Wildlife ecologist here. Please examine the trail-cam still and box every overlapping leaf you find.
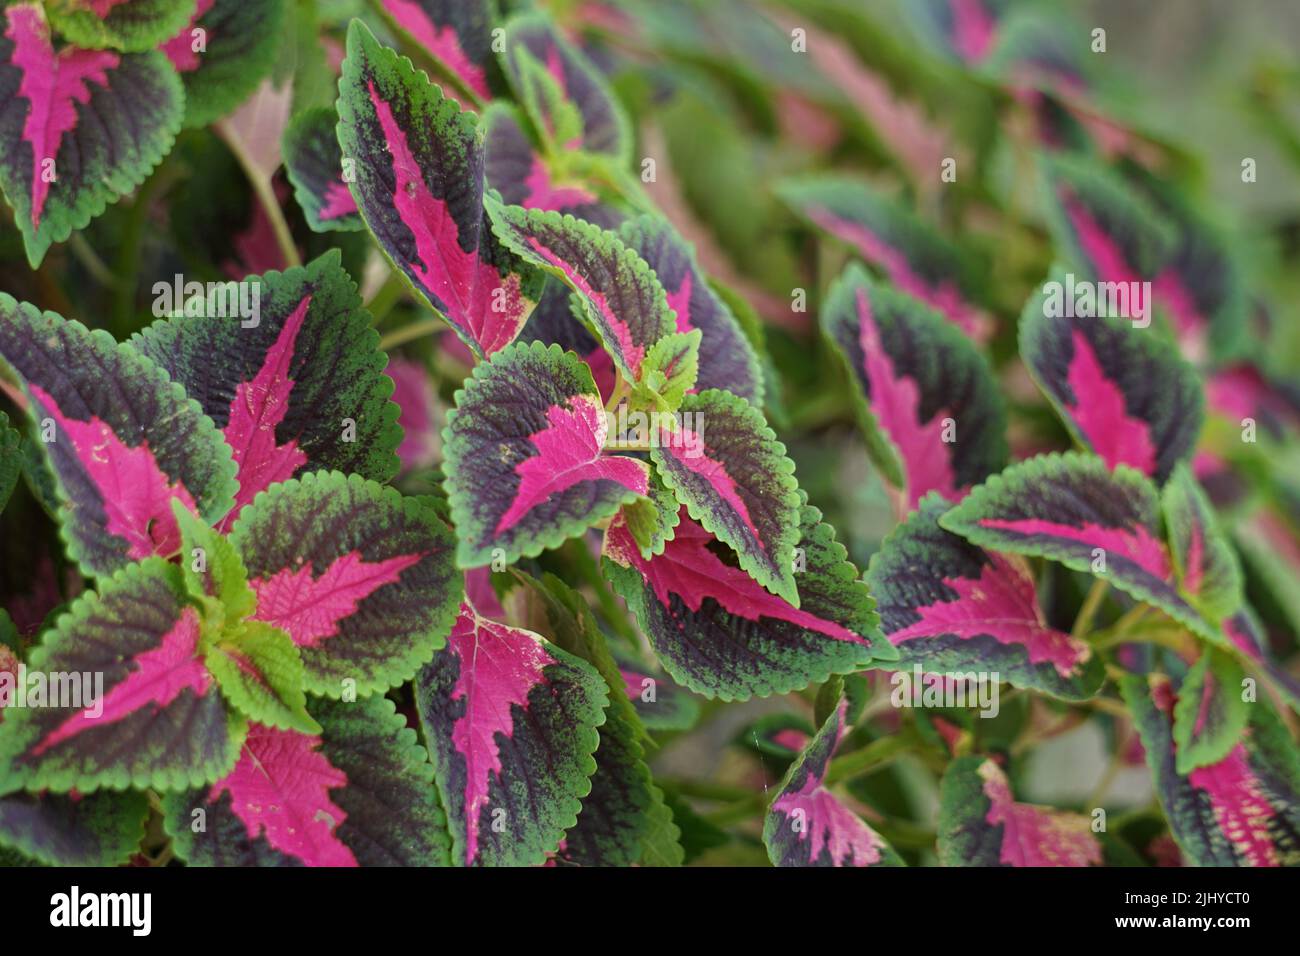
[0,412,20,515]
[1020,268,1203,484]
[0,2,184,266]
[941,453,1239,643]
[443,340,650,567]
[0,295,237,577]
[482,101,623,227]
[1038,152,1175,301]
[1172,647,1249,775]
[619,215,764,403]
[160,0,283,128]
[377,0,493,101]
[778,176,986,337]
[764,700,903,867]
[650,389,801,602]
[282,106,363,232]
[938,755,1102,866]
[526,573,683,866]
[48,0,194,53]
[165,695,451,866]
[230,472,461,697]
[499,12,631,162]
[868,495,1103,700]
[1125,165,1250,363]
[602,494,893,700]
[133,251,402,527]
[0,790,148,865]
[487,200,676,383]
[823,265,1006,511]
[416,603,607,866]
[336,21,540,357]
[1121,674,1300,866]
[0,559,245,794]
[613,647,701,732]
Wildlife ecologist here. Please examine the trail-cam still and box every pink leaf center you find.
[1064,328,1157,476]
[251,550,426,648]
[218,294,312,530]
[28,382,199,560]
[7,4,119,228]
[209,723,358,867]
[447,604,555,865]
[889,553,1090,677]
[495,394,648,535]
[34,606,210,755]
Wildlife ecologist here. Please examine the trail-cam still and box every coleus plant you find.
[0,0,1298,871]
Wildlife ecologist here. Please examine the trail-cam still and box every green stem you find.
[1071,579,1110,641]
[365,271,407,324]
[703,793,767,827]
[561,538,641,647]
[825,734,911,786]
[69,233,120,288]
[217,120,301,269]
[378,317,444,351]
[661,779,755,803]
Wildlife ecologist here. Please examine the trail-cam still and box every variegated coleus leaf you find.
[1172,647,1249,775]
[46,0,194,53]
[525,572,683,867]
[1020,268,1203,484]
[618,214,765,404]
[823,264,1006,512]
[939,755,1102,865]
[336,20,541,357]
[0,296,237,577]
[1222,605,1300,712]
[1038,152,1175,309]
[602,493,894,701]
[650,389,802,603]
[1123,164,1250,364]
[164,694,451,866]
[160,0,283,128]
[518,278,617,399]
[443,340,650,567]
[613,647,701,732]
[903,0,1009,66]
[499,11,631,163]
[483,101,624,229]
[764,700,903,867]
[376,0,494,102]
[942,453,1242,645]
[416,602,608,867]
[1121,673,1300,867]
[867,494,1103,700]
[0,2,184,266]
[777,176,986,338]
[132,251,402,529]
[0,790,148,866]
[282,106,363,232]
[0,412,20,515]
[229,471,461,698]
[487,200,676,384]
[0,559,245,795]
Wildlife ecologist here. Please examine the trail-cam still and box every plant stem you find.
[561,538,641,647]
[217,120,301,269]
[825,734,910,786]
[1072,579,1110,640]
[661,779,755,803]
[365,270,407,324]
[379,317,444,351]
[69,233,120,288]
